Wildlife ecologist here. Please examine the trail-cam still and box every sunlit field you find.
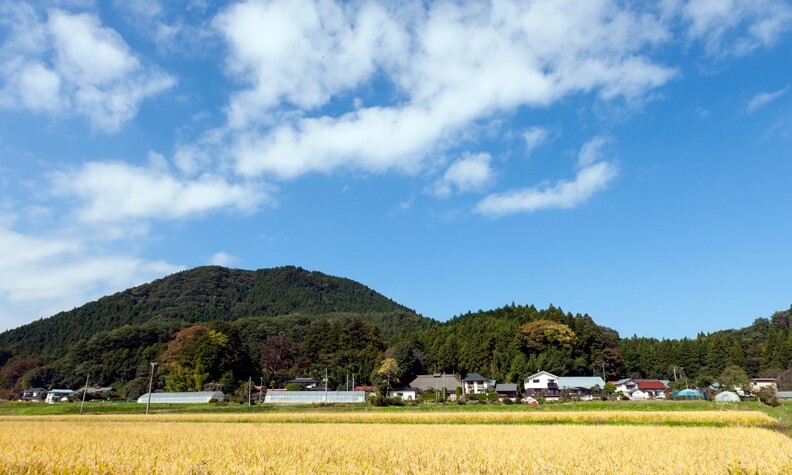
[1,412,791,474]
[0,410,777,426]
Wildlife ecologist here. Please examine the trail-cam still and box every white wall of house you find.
[465,381,491,394]
[388,389,416,400]
[523,371,559,391]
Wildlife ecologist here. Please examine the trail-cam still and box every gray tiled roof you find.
[410,374,461,391]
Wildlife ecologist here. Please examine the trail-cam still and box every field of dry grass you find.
[1,419,791,474]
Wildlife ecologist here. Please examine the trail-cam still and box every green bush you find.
[502,398,514,405]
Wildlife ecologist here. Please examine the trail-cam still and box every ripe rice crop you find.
[0,410,776,426]
[0,420,790,474]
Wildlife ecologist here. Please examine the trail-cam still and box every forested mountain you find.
[0,265,790,401]
[0,266,419,357]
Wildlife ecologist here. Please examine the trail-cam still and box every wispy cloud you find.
[680,0,792,56]
[208,251,238,267]
[475,137,617,217]
[747,87,788,113]
[432,153,494,197]
[0,226,181,332]
[522,127,550,156]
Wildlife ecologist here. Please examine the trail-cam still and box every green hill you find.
[0,265,426,358]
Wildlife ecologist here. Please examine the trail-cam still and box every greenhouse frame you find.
[264,390,365,404]
[136,391,224,404]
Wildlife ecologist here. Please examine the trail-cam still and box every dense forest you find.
[0,266,790,400]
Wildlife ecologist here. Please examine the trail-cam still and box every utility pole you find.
[324,368,329,404]
[146,362,157,415]
[259,377,264,404]
[80,373,89,415]
[248,376,252,407]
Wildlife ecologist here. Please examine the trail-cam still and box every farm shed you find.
[264,391,365,404]
[137,391,224,404]
[777,391,792,401]
[714,391,740,403]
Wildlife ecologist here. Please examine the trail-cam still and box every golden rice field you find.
[1,413,790,474]
[0,409,777,426]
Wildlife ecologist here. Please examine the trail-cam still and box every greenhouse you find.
[136,391,224,404]
[264,390,365,404]
[673,388,706,400]
[714,391,741,403]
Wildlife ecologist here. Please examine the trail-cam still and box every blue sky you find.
[0,0,790,338]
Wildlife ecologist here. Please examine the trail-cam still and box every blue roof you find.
[557,376,605,389]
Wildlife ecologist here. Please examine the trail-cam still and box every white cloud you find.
[475,137,617,216]
[577,136,609,168]
[432,153,494,197]
[50,161,268,225]
[0,226,181,332]
[522,127,550,155]
[680,0,792,56]
[208,251,238,267]
[746,87,788,113]
[0,5,175,132]
[215,0,408,128]
[217,0,677,180]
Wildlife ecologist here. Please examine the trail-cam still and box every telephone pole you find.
[146,362,157,415]
[80,373,89,415]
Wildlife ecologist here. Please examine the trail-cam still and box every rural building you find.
[20,388,47,402]
[462,373,491,394]
[613,379,668,400]
[524,371,560,398]
[750,378,777,393]
[45,389,74,403]
[264,391,365,404]
[777,391,792,401]
[410,374,462,396]
[495,383,518,401]
[557,376,606,399]
[136,391,224,404]
[524,372,605,400]
[388,388,418,400]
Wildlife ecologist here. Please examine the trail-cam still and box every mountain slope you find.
[0,265,424,357]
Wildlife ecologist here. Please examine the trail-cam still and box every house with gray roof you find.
[410,374,461,400]
[495,383,519,400]
[462,373,491,395]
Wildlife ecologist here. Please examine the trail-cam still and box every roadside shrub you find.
[370,396,405,407]
[502,398,514,405]
[756,387,779,407]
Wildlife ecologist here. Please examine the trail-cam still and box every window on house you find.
[533,379,540,383]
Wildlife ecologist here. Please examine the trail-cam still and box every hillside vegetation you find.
[0,266,790,400]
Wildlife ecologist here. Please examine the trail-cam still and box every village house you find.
[613,379,668,400]
[495,383,519,401]
[750,377,777,393]
[524,372,605,400]
[20,388,47,402]
[524,371,560,398]
[410,374,462,400]
[388,387,418,400]
[462,373,492,395]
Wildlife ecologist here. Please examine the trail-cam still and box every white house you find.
[463,373,491,395]
[750,378,777,393]
[524,371,560,399]
[388,388,418,400]
[613,379,668,400]
[45,389,74,404]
